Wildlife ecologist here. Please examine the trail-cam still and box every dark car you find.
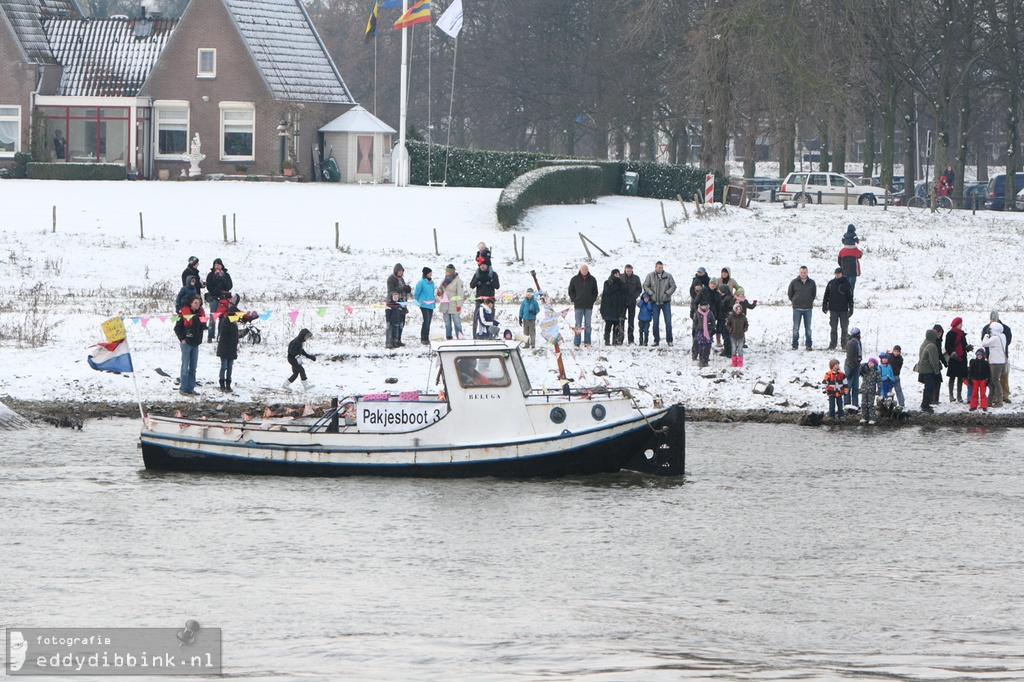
[962,181,987,209]
[984,174,1024,210]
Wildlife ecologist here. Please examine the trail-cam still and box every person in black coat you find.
[568,265,599,347]
[622,264,643,344]
[206,258,234,342]
[822,268,854,350]
[216,294,240,393]
[599,269,627,345]
[469,263,500,338]
[688,266,711,299]
[181,256,203,294]
[284,328,317,391]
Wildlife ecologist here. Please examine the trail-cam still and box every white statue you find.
[182,133,206,177]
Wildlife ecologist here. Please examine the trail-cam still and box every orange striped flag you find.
[394,0,430,29]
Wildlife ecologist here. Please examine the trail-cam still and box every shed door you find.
[357,135,374,175]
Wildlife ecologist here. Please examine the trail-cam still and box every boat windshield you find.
[454,356,511,388]
[508,351,531,394]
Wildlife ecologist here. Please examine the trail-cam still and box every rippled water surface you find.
[2,420,1022,681]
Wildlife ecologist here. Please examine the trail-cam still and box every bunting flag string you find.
[120,292,531,329]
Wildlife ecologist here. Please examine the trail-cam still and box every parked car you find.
[1013,185,1024,211]
[745,176,783,202]
[962,181,987,209]
[984,173,1024,210]
[871,175,904,195]
[777,172,889,206]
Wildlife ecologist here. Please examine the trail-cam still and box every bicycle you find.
[238,318,262,345]
[908,191,953,214]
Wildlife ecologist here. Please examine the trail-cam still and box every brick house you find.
[2,0,358,178]
[140,0,355,178]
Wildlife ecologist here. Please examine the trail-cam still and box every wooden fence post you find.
[513,233,520,261]
[222,215,227,242]
[434,228,440,256]
[626,218,638,243]
[579,232,592,260]
[52,206,56,233]
[139,212,144,239]
[520,236,525,262]
[660,201,668,230]
[232,213,237,242]
[335,222,340,250]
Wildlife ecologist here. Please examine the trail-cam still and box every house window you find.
[220,103,254,160]
[0,106,20,156]
[197,49,216,78]
[154,103,189,158]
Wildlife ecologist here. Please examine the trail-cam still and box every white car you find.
[777,172,889,206]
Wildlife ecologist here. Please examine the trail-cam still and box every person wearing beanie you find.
[945,317,971,403]
[859,357,881,424]
[437,264,466,340]
[726,302,748,368]
[844,327,863,411]
[967,348,991,411]
[879,352,895,401]
[181,255,204,292]
[838,236,863,293]
[518,288,540,347]
[842,223,860,245]
[822,268,854,350]
[414,267,436,345]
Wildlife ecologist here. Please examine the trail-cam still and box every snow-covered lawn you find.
[1,179,1021,415]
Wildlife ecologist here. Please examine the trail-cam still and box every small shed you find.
[319,105,397,183]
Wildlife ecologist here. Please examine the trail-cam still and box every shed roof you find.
[43,16,177,96]
[320,105,397,134]
[1,0,81,63]
[223,0,354,104]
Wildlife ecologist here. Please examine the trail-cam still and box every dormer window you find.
[197,49,216,78]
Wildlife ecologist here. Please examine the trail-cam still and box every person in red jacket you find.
[823,358,848,419]
[838,240,863,293]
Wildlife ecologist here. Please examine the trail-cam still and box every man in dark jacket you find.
[568,264,599,347]
[599,269,627,345]
[787,265,817,350]
[181,256,203,295]
[206,258,234,342]
[469,262,500,338]
[622,264,643,344]
[822,268,854,350]
[386,263,413,346]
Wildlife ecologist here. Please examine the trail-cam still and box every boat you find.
[140,340,685,478]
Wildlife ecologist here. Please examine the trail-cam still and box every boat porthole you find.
[591,404,606,421]
[550,407,567,424]
[644,448,655,460]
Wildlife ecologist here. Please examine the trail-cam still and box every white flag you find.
[436,0,463,37]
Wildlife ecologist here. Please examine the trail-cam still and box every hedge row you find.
[26,162,127,181]
[496,165,601,229]
[407,141,726,202]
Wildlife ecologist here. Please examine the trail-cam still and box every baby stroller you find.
[238,312,262,345]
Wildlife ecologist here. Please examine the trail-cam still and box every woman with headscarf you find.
[944,317,971,403]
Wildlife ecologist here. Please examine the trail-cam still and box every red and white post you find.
[704,173,714,205]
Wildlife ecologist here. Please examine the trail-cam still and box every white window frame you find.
[219,102,255,162]
[153,101,190,160]
[0,105,21,157]
[197,48,216,78]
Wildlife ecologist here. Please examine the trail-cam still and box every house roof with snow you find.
[223,0,354,104]
[43,16,177,96]
[319,105,396,134]
[0,0,81,62]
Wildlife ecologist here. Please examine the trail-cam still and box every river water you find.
[2,420,1022,681]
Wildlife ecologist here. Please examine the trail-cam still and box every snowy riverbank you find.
[1,179,1021,423]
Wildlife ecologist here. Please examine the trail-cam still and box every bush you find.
[496,165,601,229]
[537,158,623,196]
[407,141,558,188]
[13,152,32,178]
[26,163,127,181]
[624,160,727,203]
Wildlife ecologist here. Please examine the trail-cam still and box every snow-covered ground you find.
[1,179,1021,416]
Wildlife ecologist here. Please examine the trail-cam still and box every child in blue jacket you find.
[518,288,540,348]
[637,292,654,346]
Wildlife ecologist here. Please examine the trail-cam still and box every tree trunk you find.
[954,87,971,205]
[1005,0,1020,210]
[862,108,875,180]
[777,118,795,177]
[831,116,847,175]
[817,121,829,172]
[903,96,916,197]
[880,68,897,191]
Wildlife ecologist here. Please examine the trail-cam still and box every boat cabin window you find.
[508,351,532,394]
[455,356,511,388]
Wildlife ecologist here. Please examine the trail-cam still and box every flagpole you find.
[397,0,410,186]
[443,36,457,186]
[121,323,147,423]
[373,29,378,116]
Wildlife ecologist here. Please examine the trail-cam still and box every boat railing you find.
[524,387,628,403]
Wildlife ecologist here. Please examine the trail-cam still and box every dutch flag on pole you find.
[88,339,134,374]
